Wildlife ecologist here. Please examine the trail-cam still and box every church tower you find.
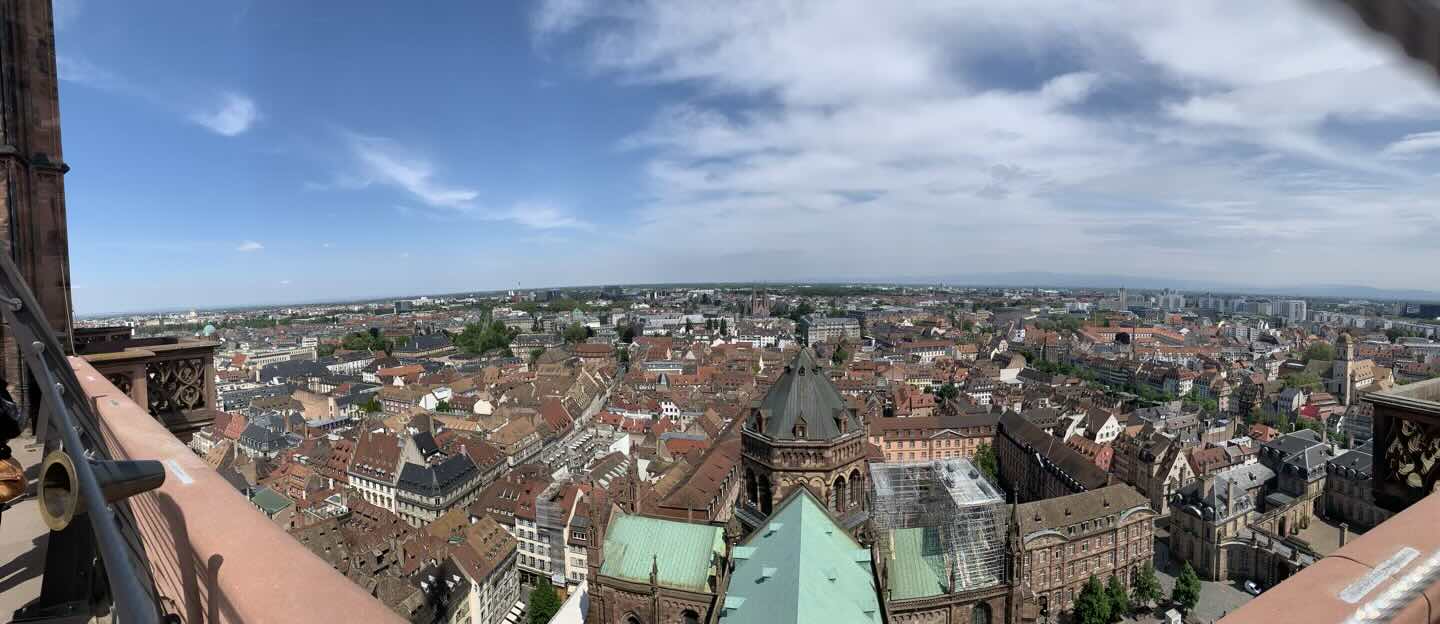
[749,289,769,317]
[739,349,869,531]
[1334,333,1356,406]
[0,1,76,415]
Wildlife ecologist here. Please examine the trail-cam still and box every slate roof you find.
[749,349,861,441]
[998,411,1110,491]
[1262,429,1328,473]
[239,423,286,448]
[396,454,479,498]
[720,488,881,624]
[1021,407,1062,430]
[1328,440,1375,478]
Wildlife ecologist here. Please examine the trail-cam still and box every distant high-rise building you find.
[1282,299,1308,323]
[1160,289,1185,312]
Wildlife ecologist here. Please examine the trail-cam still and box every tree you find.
[1172,562,1202,614]
[317,344,337,358]
[619,325,637,344]
[563,322,589,345]
[342,330,390,353]
[962,319,975,331]
[1284,371,1322,389]
[618,348,630,364]
[786,301,815,323]
[530,347,545,364]
[361,397,382,414]
[832,345,849,365]
[719,318,729,336]
[1252,406,1281,428]
[434,399,451,413]
[528,581,561,624]
[1132,562,1162,611]
[936,382,959,401]
[1304,341,1336,362]
[1106,574,1130,621]
[684,318,693,333]
[972,443,997,481]
[454,321,515,356]
[1074,575,1112,624]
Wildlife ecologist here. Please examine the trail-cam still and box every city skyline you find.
[56,0,1440,314]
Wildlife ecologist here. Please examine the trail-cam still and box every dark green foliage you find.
[1074,575,1111,624]
[972,443,997,481]
[1132,562,1162,610]
[1106,574,1130,621]
[528,581,561,624]
[454,320,517,356]
[1172,563,1201,614]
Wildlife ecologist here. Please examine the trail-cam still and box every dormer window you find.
[794,423,807,438]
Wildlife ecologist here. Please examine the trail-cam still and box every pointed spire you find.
[650,554,659,588]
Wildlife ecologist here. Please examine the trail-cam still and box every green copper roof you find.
[599,515,725,593]
[887,527,948,600]
[720,489,881,624]
[250,487,292,515]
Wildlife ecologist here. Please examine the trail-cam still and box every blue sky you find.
[55,1,1440,314]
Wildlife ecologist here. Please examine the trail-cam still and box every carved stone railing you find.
[74,325,136,348]
[1364,378,1440,514]
[80,335,220,439]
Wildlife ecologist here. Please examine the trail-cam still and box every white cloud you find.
[325,133,591,230]
[236,240,263,252]
[343,133,478,208]
[190,92,259,137]
[279,279,292,286]
[533,0,1440,288]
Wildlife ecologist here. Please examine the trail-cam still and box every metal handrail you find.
[0,250,161,623]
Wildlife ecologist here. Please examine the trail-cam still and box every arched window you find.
[971,602,992,624]
[832,475,848,512]
[625,614,642,624]
[681,610,701,624]
[849,468,864,508]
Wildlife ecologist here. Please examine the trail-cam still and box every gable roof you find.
[1016,484,1150,538]
[998,412,1110,491]
[598,514,724,593]
[721,487,881,624]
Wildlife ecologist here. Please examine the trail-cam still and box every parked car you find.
[1244,580,1262,595]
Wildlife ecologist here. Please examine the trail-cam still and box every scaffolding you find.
[869,458,1010,593]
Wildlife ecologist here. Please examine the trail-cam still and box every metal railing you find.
[0,249,163,624]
